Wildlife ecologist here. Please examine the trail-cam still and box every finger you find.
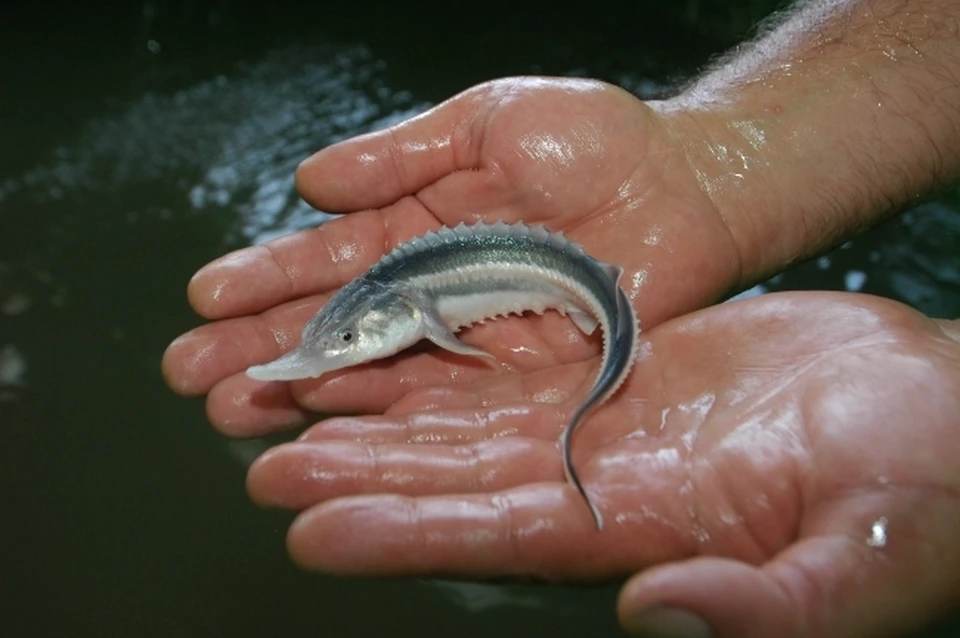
[205,374,311,437]
[201,357,485,438]
[284,486,617,580]
[381,335,659,447]
[299,390,571,446]
[185,204,436,320]
[198,341,565,438]
[295,88,484,212]
[619,557,778,638]
[291,311,597,408]
[246,433,561,510]
[167,282,510,400]
[288,352,609,450]
[201,339,571,438]
[162,295,323,396]
[296,84,550,227]
[383,352,590,416]
[286,330,646,447]
[197,317,598,437]
[618,498,960,637]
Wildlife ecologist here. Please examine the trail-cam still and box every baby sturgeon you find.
[246,220,639,530]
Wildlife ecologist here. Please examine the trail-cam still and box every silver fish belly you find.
[246,220,639,530]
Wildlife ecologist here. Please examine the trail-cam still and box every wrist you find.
[649,92,882,283]
[648,0,960,284]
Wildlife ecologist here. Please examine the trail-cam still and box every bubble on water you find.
[426,580,545,613]
[845,270,867,291]
[1,293,31,316]
[886,201,960,316]
[616,74,666,99]
[726,283,767,302]
[0,345,27,386]
[7,44,431,248]
[223,439,269,469]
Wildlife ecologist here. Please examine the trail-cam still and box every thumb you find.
[617,533,954,638]
[294,84,489,213]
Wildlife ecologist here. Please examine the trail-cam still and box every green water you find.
[2,2,958,637]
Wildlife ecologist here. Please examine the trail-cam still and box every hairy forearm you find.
[654,0,960,283]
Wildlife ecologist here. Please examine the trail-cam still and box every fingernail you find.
[625,605,713,638]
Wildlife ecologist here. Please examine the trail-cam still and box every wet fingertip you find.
[160,335,195,396]
[187,249,268,319]
[286,503,354,572]
[245,441,337,509]
[289,496,419,576]
[245,445,290,507]
[294,148,348,211]
[185,261,227,318]
[206,379,309,437]
[161,332,217,396]
[294,153,318,195]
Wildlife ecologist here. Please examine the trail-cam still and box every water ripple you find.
[2,44,430,245]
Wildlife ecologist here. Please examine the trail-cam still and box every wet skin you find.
[163,76,960,637]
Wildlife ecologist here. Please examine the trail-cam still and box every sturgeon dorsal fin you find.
[488,220,587,258]
[420,229,442,248]
[376,220,590,270]
[491,219,510,235]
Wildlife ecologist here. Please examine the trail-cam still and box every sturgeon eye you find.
[340,330,353,343]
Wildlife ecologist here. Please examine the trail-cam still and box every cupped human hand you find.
[161,76,743,436]
[245,291,960,638]
[161,76,960,636]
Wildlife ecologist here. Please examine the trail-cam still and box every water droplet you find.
[626,268,649,297]
[866,516,888,548]
[658,407,670,433]
[641,224,663,247]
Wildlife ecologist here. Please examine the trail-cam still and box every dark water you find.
[2,2,958,637]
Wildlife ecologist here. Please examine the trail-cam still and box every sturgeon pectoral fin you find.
[395,285,497,361]
[422,307,496,360]
[568,307,599,335]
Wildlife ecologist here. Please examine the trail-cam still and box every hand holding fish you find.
[164,77,743,437]
[163,0,960,634]
[167,275,960,637]
[256,292,960,638]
